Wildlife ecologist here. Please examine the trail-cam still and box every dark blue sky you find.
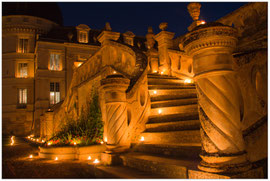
[58,2,247,37]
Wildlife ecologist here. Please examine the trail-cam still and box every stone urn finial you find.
[105,22,112,31]
[187,2,201,21]
[148,26,153,33]
[159,22,168,31]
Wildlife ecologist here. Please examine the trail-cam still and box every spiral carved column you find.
[100,75,130,153]
[183,23,251,173]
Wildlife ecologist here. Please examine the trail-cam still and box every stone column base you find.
[188,167,264,179]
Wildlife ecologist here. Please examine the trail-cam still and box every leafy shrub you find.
[46,90,103,147]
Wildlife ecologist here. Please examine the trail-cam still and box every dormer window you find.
[79,31,88,43]
[76,24,90,44]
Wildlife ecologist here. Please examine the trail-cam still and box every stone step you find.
[148,84,196,90]
[150,104,198,117]
[151,98,198,109]
[147,74,182,79]
[149,89,197,101]
[148,77,185,85]
[141,130,201,145]
[120,152,200,178]
[94,165,162,178]
[145,120,200,132]
[133,143,201,159]
[148,112,199,124]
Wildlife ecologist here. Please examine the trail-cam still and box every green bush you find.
[46,90,103,147]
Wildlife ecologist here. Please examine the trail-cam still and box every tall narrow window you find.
[49,53,61,70]
[50,82,60,105]
[18,39,28,53]
[18,88,27,108]
[18,63,28,78]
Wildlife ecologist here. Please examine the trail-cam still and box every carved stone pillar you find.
[183,23,251,173]
[100,75,130,153]
[154,23,175,75]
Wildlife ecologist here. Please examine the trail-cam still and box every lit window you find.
[18,39,28,53]
[18,88,27,108]
[49,53,61,71]
[18,63,28,78]
[79,31,88,43]
[50,82,60,105]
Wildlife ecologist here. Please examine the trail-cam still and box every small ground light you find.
[88,156,91,160]
[158,109,162,114]
[184,79,192,83]
[42,140,45,143]
[161,71,164,75]
[113,71,116,74]
[29,155,33,158]
[140,136,144,142]
[200,20,206,25]
[28,136,30,139]
[104,137,107,142]
[47,142,51,146]
[93,159,100,164]
[74,142,77,146]
[153,70,157,73]
[153,90,157,94]
[55,157,58,161]
[100,141,104,144]
[10,136,15,145]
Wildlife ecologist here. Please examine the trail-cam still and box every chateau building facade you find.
[2,2,267,178]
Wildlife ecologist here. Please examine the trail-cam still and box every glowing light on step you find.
[161,71,164,75]
[140,136,144,142]
[74,142,77,146]
[55,157,58,161]
[158,109,162,114]
[88,156,92,160]
[42,140,45,143]
[10,136,15,145]
[93,159,100,164]
[153,90,157,94]
[153,70,157,73]
[113,71,116,74]
[100,141,104,144]
[104,137,107,142]
[200,20,206,25]
[29,154,33,158]
[37,139,39,142]
[47,142,51,146]
[184,79,192,83]
[28,136,30,139]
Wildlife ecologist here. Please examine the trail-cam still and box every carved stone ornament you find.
[159,22,168,31]
[105,22,112,31]
[187,2,201,21]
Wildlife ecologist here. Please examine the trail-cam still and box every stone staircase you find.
[97,74,202,178]
[120,74,202,178]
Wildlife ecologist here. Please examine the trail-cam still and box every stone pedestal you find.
[100,75,130,154]
[154,31,175,75]
[183,24,251,173]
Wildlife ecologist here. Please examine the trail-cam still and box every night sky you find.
[58,2,248,37]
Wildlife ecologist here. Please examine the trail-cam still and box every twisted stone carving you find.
[184,24,251,173]
[100,75,130,152]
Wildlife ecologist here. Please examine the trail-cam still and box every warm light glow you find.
[161,71,164,75]
[47,142,51,146]
[55,157,58,161]
[104,137,107,142]
[153,90,157,94]
[113,71,116,74]
[184,79,192,83]
[28,136,30,139]
[140,136,144,142]
[10,136,15,145]
[37,139,39,142]
[74,142,77,146]
[88,156,92,160]
[29,154,33,158]
[30,134,34,137]
[74,62,83,68]
[200,20,206,25]
[42,140,45,143]
[153,70,157,73]
[100,141,104,144]
[158,109,162,114]
[93,159,100,164]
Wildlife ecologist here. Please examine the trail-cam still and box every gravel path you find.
[2,137,96,178]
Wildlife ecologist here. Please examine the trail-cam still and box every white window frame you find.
[18,88,27,108]
[49,52,61,71]
[17,63,28,78]
[50,82,60,105]
[18,38,29,53]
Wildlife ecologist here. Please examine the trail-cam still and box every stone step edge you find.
[145,119,200,129]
